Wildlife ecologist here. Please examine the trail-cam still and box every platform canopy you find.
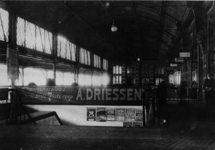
[4,1,194,62]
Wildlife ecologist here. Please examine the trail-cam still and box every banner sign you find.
[17,86,144,105]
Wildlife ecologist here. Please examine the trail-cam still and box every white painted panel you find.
[26,105,142,127]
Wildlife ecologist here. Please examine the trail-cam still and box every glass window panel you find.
[40,28,45,52]
[17,17,25,46]
[103,59,108,70]
[119,66,122,74]
[84,50,87,65]
[26,22,36,49]
[79,73,85,86]
[71,43,76,61]
[44,31,52,54]
[87,51,91,65]
[119,76,122,84]
[63,73,73,85]
[65,41,69,59]
[36,26,43,52]
[113,66,116,74]
[98,56,101,68]
[60,37,66,58]
[113,76,116,84]
[0,8,9,41]
[0,64,11,86]
[56,72,63,85]
[116,66,119,74]
[24,68,46,86]
[116,76,119,84]
[80,48,84,64]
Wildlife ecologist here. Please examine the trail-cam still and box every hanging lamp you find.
[111,19,118,32]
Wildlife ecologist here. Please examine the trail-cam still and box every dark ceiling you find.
[5,1,191,62]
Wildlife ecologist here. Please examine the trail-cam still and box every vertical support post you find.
[53,63,56,85]
[100,57,103,86]
[52,32,58,85]
[152,93,156,126]
[8,11,17,48]
[91,53,94,86]
[138,59,142,86]
[21,66,24,86]
[143,90,147,127]
[75,46,80,84]
[7,10,18,124]
[197,44,202,101]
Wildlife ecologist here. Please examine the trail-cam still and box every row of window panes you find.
[94,54,101,68]
[80,48,91,65]
[113,65,122,74]
[1,8,108,69]
[17,17,52,54]
[113,75,122,84]
[155,67,164,74]
[57,36,76,61]
[103,59,108,70]
[0,64,109,86]
[0,8,9,41]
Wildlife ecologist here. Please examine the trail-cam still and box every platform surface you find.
[1,103,215,150]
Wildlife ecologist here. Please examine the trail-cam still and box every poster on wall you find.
[87,107,96,121]
[135,109,143,121]
[125,108,136,122]
[123,122,133,127]
[96,107,106,122]
[106,108,116,121]
[116,108,125,121]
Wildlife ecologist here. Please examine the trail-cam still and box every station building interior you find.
[1,1,215,150]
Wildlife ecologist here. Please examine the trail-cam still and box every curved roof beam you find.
[136,4,180,24]
[61,1,114,50]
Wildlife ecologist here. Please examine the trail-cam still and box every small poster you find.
[125,108,136,122]
[135,109,143,121]
[116,108,125,121]
[106,108,115,121]
[87,108,96,121]
[97,107,106,122]
[133,122,143,127]
[123,122,133,127]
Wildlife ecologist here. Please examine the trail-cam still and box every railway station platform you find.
[1,103,215,150]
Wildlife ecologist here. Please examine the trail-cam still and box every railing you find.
[1,88,63,125]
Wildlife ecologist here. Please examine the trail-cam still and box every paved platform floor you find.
[1,103,215,150]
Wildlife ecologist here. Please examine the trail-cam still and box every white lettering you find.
[113,89,119,100]
[94,89,101,100]
[120,89,126,100]
[106,89,112,100]
[127,89,133,101]
[135,89,141,101]
[76,88,82,100]
[86,88,93,100]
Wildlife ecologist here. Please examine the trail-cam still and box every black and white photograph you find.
[0,0,215,149]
